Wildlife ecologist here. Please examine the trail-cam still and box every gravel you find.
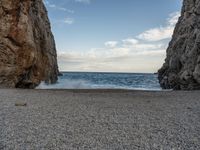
[0,89,200,149]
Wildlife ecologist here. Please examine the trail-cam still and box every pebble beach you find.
[0,89,200,149]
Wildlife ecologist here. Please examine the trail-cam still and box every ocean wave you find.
[36,72,162,90]
[36,79,162,91]
[36,79,93,89]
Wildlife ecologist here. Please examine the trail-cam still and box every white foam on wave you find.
[36,79,162,91]
[36,74,163,91]
[36,79,128,90]
[36,79,93,89]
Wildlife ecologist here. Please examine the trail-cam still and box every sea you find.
[37,72,162,91]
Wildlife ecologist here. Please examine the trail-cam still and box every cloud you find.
[51,17,75,26]
[122,38,139,46]
[58,50,165,73]
[75,0,91,4]
[137,27,174,42]
[168,12,180,26]
[105,41,118,48]
[137,11,180,42]
[44,0,74,13]
[60,8,75,14]
[57,11,179,72]
[58,40,166,72]
[63,17,75,24]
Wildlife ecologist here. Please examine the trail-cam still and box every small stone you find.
[15,102,27,107]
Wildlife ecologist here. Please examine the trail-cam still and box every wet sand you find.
[0,89,200,149]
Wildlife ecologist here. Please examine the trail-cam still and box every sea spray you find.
[37,79,92,89]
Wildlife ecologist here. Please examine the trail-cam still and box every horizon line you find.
[59,71,158,74]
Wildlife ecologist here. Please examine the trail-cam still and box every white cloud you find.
[58,49,165,73]
[58,40,166,72]
[48,4,56,8]
[57,11,179,72]
[63,17,74,24]
[137,26,174,42]
[122,38,139,45]
[168,12,180,26]
[51,17,75,26]
[60,8,75,14]
[44,0,74,13]
[75,0,91,4]
[137,11,180,42]
[105,41,118,48]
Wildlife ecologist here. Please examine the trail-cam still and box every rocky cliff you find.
[0,0,58,88]
[158,0,200,90]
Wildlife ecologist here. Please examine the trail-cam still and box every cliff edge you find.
[0,0,58,88]
[158,0,200,90]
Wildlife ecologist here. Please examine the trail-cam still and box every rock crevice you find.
[0,0,58,88]
[158,0,200,90]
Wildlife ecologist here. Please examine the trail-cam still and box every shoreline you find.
[35,88,172,93]
[1,88,173,94]
[0,89,200,149]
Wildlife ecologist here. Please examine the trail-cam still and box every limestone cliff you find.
[0,0,58,88]
[158,0,200,90]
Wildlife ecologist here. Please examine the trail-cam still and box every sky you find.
[44,0,182,73]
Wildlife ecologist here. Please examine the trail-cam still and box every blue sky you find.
[44,0,182,73]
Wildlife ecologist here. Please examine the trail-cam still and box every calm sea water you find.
[37,72,161,90]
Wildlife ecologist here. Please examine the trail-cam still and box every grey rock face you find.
[158,0,200,90]
[0,0,58,88]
